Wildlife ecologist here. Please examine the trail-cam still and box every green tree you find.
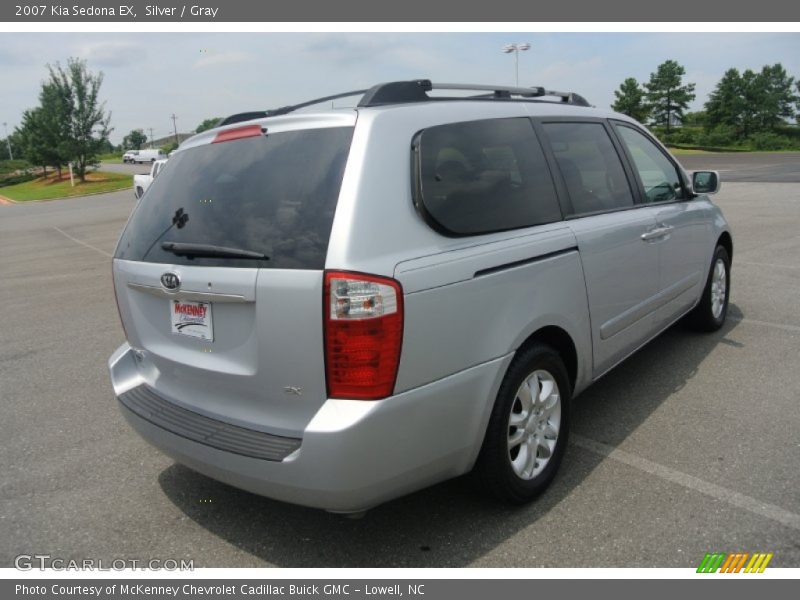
[16,109,50,174]
[1,130,23,161]
[37,81,73,177]
[98,138,115,155]
[705,68,745,133]
[706,64,796,139]
[123,129,147,150]
[682,111,707,127]
[755,63,795,130]
[611,78,650,122]
[195,117,221,133]
[47,58,112,182]
[739,69,764,138]
[13,80,72,177]
[644,60,696,134]
[796,81,800,124]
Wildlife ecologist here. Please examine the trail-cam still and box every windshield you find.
[115,126,354,269]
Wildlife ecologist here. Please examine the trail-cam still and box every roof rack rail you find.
[358,80,592,108]
[216,80,591,127]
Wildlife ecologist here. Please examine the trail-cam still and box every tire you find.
[135,187,143,199]
[475,343,571,503]
[689,245,730,332]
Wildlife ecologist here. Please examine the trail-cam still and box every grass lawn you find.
[0,171,132,202]
[669,148,713,155]
[98,153,124,164]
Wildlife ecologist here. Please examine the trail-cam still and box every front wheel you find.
[475,344,570,503]
[689,245,730,332]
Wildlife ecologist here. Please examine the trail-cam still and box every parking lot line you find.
[571,434,800,531]
[52,226,113,258]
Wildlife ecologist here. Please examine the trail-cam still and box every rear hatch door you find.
[113,114,356,436]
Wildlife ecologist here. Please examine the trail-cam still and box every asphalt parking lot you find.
[1,153,798,568]
[98,161,153,176]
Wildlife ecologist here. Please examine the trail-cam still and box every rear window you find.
[115,126,354,269]
[415,118,561,236]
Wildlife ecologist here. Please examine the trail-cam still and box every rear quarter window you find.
[542,122,634,217]
[115,126,354,269]
[414,117,561,236]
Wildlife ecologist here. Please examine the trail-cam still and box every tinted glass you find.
[616,125,685,203]
[417,118,561,235]
[115,127,353,269]
[542,122,634,216]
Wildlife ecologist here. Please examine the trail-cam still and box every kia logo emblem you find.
[160,272,181,291]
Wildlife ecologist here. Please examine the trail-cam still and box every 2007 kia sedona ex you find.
[109,80,731,514]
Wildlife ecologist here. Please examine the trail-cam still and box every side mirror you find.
[691,171,720,195]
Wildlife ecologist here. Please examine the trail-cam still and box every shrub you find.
[161,142,179,155]
[775,125,800,141]
[668,127,702,145]
[748,132,799,151]
[0,172,36,187]
[698,126,738,148]
[0,159,30,175]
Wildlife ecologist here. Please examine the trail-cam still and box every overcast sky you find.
[1,32,798,144]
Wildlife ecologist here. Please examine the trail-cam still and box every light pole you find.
[502,42,531,87]
[2,122,12,161]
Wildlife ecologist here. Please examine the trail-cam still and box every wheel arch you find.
[516,325,578,393]
[717,230,733,262]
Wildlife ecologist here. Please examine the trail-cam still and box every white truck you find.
[133,159,167,199]
[124,149,166,164]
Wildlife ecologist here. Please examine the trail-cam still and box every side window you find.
[416,118,561,235]
[615,125,685,203]
[542,122,634,217]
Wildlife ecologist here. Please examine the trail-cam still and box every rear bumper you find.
[109,343,511,512]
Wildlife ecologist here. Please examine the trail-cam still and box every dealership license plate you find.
[170,299,213,341]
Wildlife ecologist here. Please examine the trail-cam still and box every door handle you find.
[641,226,673,241]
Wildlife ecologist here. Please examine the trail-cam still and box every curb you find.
[0,185,132,204]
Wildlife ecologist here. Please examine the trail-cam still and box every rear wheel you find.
[475,343,570,503]
[689,245,730,332]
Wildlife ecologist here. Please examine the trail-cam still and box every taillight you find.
[324,271,404,400]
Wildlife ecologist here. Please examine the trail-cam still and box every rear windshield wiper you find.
[161,242,269,260]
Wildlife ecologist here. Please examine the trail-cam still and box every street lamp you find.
[502,42,531,87]
[2,122,12,161]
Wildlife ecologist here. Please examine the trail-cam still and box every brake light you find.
[212,124,263,144]
[324,271,404,400]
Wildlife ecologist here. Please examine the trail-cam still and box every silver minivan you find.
[109,80,731,514]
